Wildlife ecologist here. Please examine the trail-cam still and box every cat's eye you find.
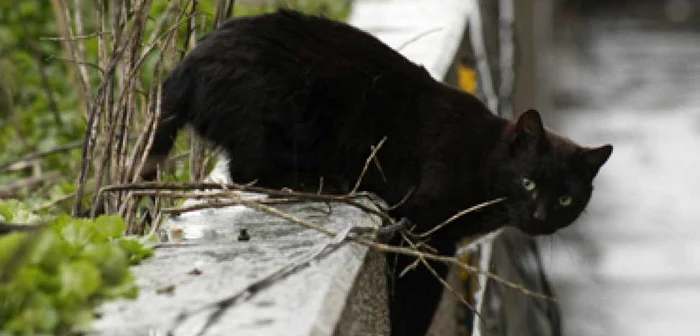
[559,195,572,207]
[521,178,536,191]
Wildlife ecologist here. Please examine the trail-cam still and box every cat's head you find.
[489,109,612,235]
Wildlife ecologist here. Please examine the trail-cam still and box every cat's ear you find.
[511,109,546,153]
[582,144,613,176]
[515,109,545,140]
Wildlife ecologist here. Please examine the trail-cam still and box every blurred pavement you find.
[540,17,700,336]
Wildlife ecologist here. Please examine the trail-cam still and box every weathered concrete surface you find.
[542,19,700,336]
[91,200,388,336]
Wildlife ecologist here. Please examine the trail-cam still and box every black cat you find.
[142,10,612,336]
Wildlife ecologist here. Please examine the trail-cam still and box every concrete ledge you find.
[91,200,388,336]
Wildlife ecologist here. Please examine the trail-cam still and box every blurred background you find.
[541,0,700,335]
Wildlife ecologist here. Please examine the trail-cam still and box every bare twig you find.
[0,141,82,172]
[0,173,61,199]
[34,192,77,212]
[388,187,414,211]
[100,182,395,224]
[351,136,387,194]
[40,31,111,41]
[421,257,482,320]
[414,197,506,238]
[161,198,301,215]
[397,27,443,51]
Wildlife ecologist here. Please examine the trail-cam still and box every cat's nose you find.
[533,204,548,221]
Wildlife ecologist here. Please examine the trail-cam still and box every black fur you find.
[144,10,612,336]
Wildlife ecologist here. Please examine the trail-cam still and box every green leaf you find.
[59,260,102,300]
[93,215,127,239]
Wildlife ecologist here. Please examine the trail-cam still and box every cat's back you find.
[184,10,431,80]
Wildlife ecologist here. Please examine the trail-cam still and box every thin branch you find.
[420,257,483,322]
[34,192,77,212]
[45,56,105,75]
[388,187,414,211]
[397,27,443,51]
[351,136,387,194]
[39,31,111,41]
[0,141,82,172]
[100,182,395,224]
[414,197,506,238]
[161,198,301,215]
[0,173,61,199]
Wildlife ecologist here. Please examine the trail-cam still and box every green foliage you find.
[0,0,349,334]
[0,1,84,188]
[0,202,155,336]
[0,0,350,204]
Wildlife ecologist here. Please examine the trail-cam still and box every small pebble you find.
[187,268,202,275]
[238,229,251,241]
[156,284,176,295]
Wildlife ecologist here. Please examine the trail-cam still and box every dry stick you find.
[129,85,162,182]
[128,190,256,199]
[180,0,198,60]
[394,229,486,322]
[161,198,305,215]
[397,27,443,51]
[45,56,105,75]
[146,0,183,42]
[414,197,506,238]
[188,1,206,182]
[40,31,111,41]
[122,7,190,228]
[53,0,91,115]
[116,0,151,184]
[90,8,189,216]
[101,182,395,224]
[35,53,63,126]
[421,256,482,319]
[350,136,387,194]
[160,198,302,215]
[72,27,139,216]
[34,192,77,212]
[128,25,175,184]
[388,186,414,211]
[200,148,223,178]
[0,174,60,199]
[72,0,90,99]
[396,229,437,277]
[0,141,82,172]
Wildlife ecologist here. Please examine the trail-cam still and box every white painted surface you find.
[349,0,474,80]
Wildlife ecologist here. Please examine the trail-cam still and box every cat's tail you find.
[141,67,192,181]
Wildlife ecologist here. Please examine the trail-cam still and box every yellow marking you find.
[457,64,479,94]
